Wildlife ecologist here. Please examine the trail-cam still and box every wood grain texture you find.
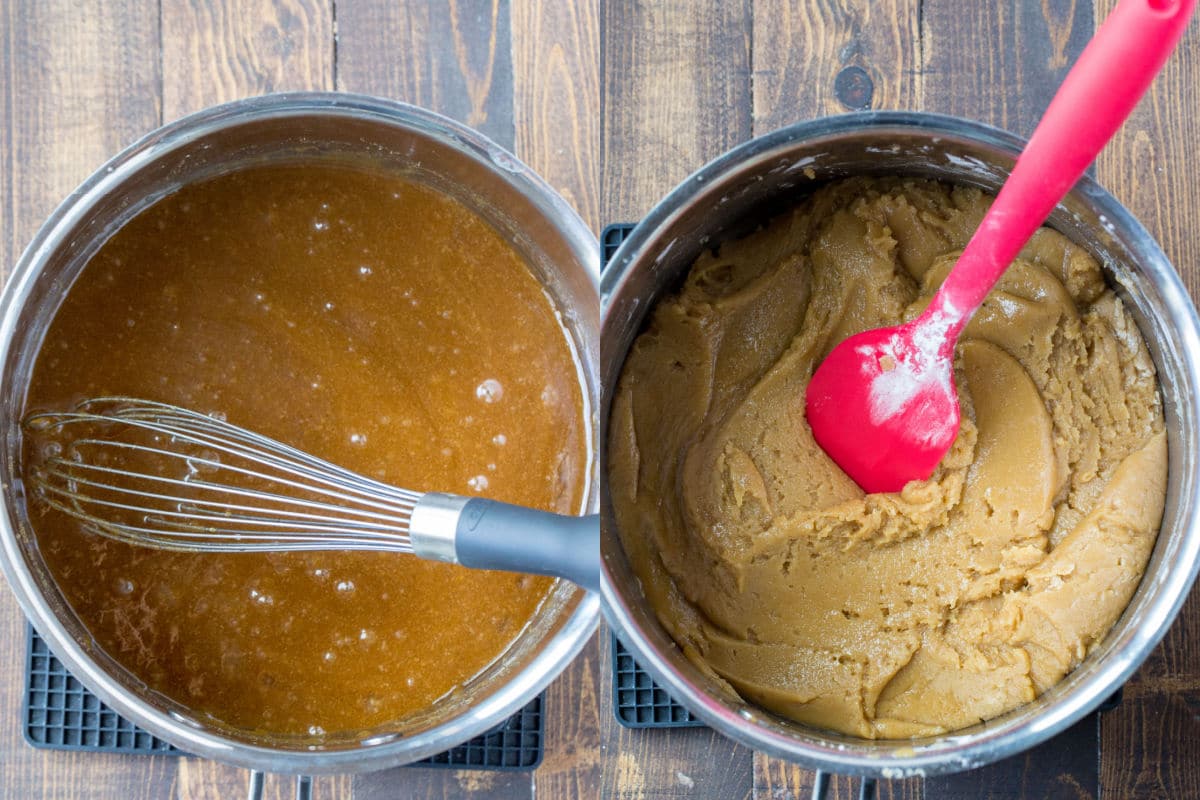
[512,0,600,230]
[597,627,753,800]
[539,637,603,800]
[2,0,598,797]
[336,0,516,148]
[0,0,161,276]
[0,6,160,798]
[1090,2,1200,798]
[925,715,1099,800]
[161,0,333,121]
[1099,663,1200,800]
[751,0,921,133]
[753,757,919,800]
[600,0,753,222]
[921,0,1094,137]
[177,765,351,800]
[354,766,532,800]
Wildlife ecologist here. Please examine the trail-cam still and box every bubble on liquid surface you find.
[358,265,372,277]
[308,725,326,736]
[475,379,503,403]
[336,580,356,594]
[492,433,507,446]
[249,588,274,606]
[349,433,367,446]
[467,475,489,492]
[115,578,135,596]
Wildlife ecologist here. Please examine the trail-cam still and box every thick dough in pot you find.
[607,177,1166,738]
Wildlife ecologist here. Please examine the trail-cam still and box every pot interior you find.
[600,115,1200,775]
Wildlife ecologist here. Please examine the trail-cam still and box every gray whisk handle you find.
[455,499,600,593]
[409,493,599,592]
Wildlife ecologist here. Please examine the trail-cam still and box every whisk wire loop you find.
[23,397,425,554]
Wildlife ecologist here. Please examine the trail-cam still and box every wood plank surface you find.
[600,0,753,222]
[336,0,515,147]
[4,1,1200,798]
[751,0,921,133]
[512,0,600,229]
[921,0,1094,138]
[0,0,598,798]
[161,0,333,120]
[599,0,1200,798]
[0,2,165,799]
[1092,4,1200,798]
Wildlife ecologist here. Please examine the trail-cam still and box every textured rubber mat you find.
[24,625,543,769]
[610,633,701,729]
[601,222,636,267]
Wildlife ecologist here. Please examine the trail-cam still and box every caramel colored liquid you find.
[23,164,586,736]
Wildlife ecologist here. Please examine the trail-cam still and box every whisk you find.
[23,398,598,592]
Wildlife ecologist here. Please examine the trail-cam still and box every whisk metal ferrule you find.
[408,492,471,564]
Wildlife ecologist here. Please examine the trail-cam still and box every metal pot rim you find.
[600,110,1200,776]
[0,91,601,774]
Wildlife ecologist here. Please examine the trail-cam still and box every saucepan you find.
[600,111,1200,788]
[0,93,601,788]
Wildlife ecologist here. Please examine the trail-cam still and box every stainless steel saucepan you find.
[600,111,1200,785]
[0,93,600,783]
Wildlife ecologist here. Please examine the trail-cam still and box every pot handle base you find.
[247,771,313,800]
[810,771,877,800]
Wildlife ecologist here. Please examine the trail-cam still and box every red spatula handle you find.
[931,0,1196,337]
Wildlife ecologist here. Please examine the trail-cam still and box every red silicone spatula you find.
[805,0,1196,495]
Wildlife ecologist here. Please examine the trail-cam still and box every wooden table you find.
[599,2,1200,799]
[0,1,598,798]
[3,2,1200,799]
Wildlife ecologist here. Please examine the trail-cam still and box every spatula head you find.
[805,323,961,494]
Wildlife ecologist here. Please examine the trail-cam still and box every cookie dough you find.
[608,178,1166,738]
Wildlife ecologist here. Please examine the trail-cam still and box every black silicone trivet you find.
[24,625,178,754]
[601,223,636,267]
[420,697,543,770]
[611,633,701,729]
[24,624,544,769]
